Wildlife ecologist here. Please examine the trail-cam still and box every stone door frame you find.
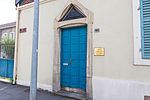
[53,0,93,99]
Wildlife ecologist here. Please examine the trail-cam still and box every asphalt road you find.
[0,81,74,100]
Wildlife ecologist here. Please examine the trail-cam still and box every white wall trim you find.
[17,80,52,91]
[93,76,150,100]
[133,0,150,65]
[18,0,55,10]
[13,8,20,84]
[93,76,150,86]
[0,78,12,83]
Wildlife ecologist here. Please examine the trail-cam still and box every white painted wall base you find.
[0,78,12,83]
[17,80,52,92]
[93,76,150,100]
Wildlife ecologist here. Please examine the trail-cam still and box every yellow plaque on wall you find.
[94,48,105,56]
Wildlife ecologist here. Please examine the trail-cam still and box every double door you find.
[60,25,87,91]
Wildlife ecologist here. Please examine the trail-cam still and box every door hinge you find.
[137,6,141,10]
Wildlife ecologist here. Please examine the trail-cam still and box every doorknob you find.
[70,58,72,64]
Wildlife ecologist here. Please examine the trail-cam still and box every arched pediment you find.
[55,0,93,23]
[59,4,86,21]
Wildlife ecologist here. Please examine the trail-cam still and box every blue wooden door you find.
[61,26,87,90]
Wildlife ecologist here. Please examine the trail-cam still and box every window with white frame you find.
[9,32,15,39]
[133,0,150,65]
[2,33,8,39]
[140,0,150,59]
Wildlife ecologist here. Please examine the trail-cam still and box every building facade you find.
[0,22,16,41]
[0,22,16,81]
[0,22,16,59]
[14,0,150,100]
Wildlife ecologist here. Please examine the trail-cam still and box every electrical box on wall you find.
[94,28,100,33]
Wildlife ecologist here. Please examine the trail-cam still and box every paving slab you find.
[0,81,75,100]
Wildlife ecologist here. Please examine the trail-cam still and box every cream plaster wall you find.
[78,0,150,82]
[17,8,33,82]
[1,27,16,35]
[17,0,150,94]
[17,0,68,86]
[1,27,16,41]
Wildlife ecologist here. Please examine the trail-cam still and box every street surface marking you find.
[0,86,8,91]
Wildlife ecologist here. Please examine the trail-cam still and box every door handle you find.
[70,58,72,64]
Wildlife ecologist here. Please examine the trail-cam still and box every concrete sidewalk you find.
[0,81,74,100]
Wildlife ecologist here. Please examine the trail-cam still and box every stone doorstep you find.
[56,90,86,100]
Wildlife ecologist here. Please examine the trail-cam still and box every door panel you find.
[61,26,87,91]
